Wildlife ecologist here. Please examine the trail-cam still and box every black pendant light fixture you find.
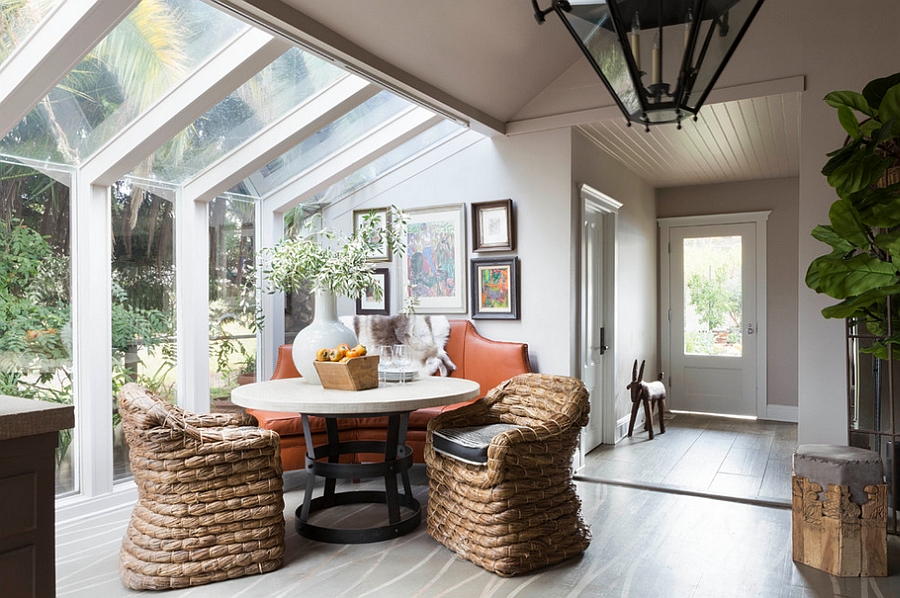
[533,0,766,130]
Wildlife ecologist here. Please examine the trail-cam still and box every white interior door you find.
[669,222,758,417]
[581,206,605,451]
[579,185,620,456]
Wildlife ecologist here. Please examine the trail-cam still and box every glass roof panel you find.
[0,0,63,68]
[1,0,246,166]
[238,90,413,198]
[138,47,346,186]
[311,120,464,205]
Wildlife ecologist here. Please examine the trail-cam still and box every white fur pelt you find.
[339,315,456,376]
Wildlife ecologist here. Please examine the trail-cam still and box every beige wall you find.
[657,177,800,410]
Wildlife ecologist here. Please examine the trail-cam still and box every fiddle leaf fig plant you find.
[806,73,900,358]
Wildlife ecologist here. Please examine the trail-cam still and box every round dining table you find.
[232,376,480,543]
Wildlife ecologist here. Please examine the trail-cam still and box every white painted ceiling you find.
[264,0,800,189]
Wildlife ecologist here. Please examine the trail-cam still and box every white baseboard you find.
[764,404,798,423]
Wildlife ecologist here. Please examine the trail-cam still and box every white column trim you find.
[70,176,113,498]
[257,208,284,381]
[81,27,290,187]
[175,190,211,413]
[0,0,140,139]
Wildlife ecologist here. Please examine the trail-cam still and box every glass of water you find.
[376,345,393,385]
[393,344,411,384]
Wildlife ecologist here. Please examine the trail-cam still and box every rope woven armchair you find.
[117,383,285,590]
[424,373,591,577]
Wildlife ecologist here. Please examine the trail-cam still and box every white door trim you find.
[580,184,621,446]
[658,211,770,419]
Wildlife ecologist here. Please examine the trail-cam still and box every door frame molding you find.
[579,184,621,448]
[658,211,770,418]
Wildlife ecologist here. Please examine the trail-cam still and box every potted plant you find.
[805,72,900,357]
[261,208,405,384]
[805,72,900,521]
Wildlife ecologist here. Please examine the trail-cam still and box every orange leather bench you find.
[247,320,531,471]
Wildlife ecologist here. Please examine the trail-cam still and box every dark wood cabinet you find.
[0,396,74,598]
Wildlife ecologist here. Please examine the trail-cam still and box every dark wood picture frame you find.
[470,257,519,320]
[356,268,390,315]
[472,199,514,252]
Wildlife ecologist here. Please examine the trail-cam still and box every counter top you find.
[0,394,75,441]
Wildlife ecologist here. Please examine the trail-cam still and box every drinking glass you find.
[393,344,412,384]
[376,345,393,385]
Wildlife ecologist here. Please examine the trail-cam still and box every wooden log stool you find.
[791,444,887,577]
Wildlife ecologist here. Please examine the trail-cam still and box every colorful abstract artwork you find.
[401,205,466,313]
[471,257,519,319]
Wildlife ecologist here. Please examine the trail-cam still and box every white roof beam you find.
[0,0,141,139]
[81,27,291,187]
[265,107,443,214]
[182,76,379,203]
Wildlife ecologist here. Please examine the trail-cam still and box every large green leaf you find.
[821,139,863,176]
[820,286,898,319]
[805,249,850,292]
[814,253,897,299]
[811,224,854,252]
[829,199,869,248]
[825,90,875,117]
[875,229,900,258]
[837,106,860,138]
[862,73,900,111]
[827,151,890,196]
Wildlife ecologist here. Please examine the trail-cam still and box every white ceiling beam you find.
[182,76,380,203]
[264,107,442,214]
[0,0,141,139]
[81,27,291,187]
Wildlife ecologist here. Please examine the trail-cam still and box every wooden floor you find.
[580,412,797,506]
[56,414,900,597]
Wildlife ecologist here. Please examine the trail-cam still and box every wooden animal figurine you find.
[626,359,667,439]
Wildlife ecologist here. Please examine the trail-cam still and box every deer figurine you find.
[626,359,667,439]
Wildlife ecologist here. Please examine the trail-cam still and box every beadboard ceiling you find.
[577,93,801,188]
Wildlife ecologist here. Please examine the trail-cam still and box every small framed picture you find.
[471,257,519,320]
[356,268,390,315]
[472,199,514,252]
[401,204,467,313]
[353,207,391,262]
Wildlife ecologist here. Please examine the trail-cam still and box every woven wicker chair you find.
[117,383,285,590]
[424,373,591,577]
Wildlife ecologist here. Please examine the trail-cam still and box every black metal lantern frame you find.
[533,0,766,130]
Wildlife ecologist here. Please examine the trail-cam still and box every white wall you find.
[324,128,576,375]
[571,130,658,423]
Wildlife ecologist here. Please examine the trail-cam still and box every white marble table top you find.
[231,376,481,416]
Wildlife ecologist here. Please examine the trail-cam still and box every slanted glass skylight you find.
[1,0,245,166]
[139,47,345,186]
[240,91,412,198]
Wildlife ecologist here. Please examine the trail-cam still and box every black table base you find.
[298,413,421,544]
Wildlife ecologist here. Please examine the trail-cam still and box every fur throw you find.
[339,315,456,377]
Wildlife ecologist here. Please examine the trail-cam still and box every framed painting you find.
[353,207,391,262]
[356,268,390,315]
[470,257,519,319]
[401,204,467,313]
[472,199,514,252]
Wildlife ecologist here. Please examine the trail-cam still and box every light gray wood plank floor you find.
[57,415,900,597]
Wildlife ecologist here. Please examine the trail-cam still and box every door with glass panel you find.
[669,223,757,416]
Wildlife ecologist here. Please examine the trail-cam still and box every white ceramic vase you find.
[291,289,358,385]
